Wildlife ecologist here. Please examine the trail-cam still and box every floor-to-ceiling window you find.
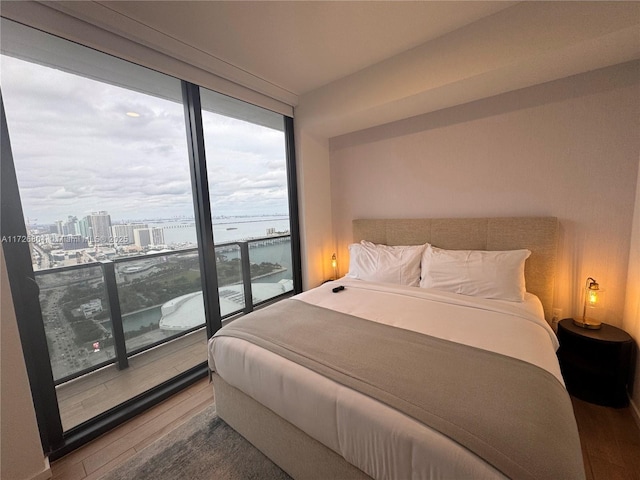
[1,33,207,433]
[201,89,295,316]
[0,18,300,457]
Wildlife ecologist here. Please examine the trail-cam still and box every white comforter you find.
[208,279,563,480]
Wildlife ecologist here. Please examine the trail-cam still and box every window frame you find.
[0,30,300,459]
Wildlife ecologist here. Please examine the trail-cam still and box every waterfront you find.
[220,240,292,284]
[29,215,291,272]
[116,306,162,333]
[114,239,292,334]
[148,215,290,246]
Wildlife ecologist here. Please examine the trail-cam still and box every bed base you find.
[212,372,371,480]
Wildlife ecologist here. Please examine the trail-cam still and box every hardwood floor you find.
[572,397,640,480]
[50,385,640,480]
[56,329,208,431]
[50,377,213,480]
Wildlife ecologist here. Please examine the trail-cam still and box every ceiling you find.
[93,1,516,97]
[8,1,640,137]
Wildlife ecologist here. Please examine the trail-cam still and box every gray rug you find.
[101,405,292,480]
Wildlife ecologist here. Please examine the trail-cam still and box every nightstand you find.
[557,319,635,407]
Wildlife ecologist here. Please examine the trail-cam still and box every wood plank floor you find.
[572,397,640,480]
[51,377,213,480]
[56,329,208,431]
[51,386,640,480]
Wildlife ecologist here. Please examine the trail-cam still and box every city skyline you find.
[29,211,289,230]
[35,208,290,246]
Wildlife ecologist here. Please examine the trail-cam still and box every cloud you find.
[1,54,290,224]
[50,187,79,199]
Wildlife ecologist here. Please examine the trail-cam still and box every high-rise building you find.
[78,217,91,239]
[88,211,112,245]
[133,227,164,248]
[111,224,128,245]
[112,223,147,246]
[111,223,148,245]
[62,235,88,251]
[133,228,151,248]
[151,227,164,246]
[65,215,79,236]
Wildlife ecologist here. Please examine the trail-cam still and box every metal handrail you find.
[34,234,292,385]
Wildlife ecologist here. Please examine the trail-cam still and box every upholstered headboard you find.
[353,217,559,321]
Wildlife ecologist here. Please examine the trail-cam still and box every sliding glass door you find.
[1,18,299,458]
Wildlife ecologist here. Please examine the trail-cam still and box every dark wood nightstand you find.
[557,319,635,407]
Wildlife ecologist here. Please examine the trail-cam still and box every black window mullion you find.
[181,81,222,337]
[0,93,64,453]
[284,116,303,294]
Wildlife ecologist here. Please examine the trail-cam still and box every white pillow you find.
[347,241,425,286]
[419,245,531,302]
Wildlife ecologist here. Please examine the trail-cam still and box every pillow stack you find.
[346,240,531,302]
[346,241,424,287]
[419,245,530,302]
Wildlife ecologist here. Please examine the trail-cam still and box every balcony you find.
[35,235,293,431]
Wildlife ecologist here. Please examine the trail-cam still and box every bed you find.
[207,217,585,480]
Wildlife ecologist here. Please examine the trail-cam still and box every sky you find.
[1,54,289,226]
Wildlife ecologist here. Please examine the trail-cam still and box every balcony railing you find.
[34,235,293,385]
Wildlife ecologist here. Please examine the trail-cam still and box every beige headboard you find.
[353,217,558,321]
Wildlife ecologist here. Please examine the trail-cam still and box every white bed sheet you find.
[209,279,563,480]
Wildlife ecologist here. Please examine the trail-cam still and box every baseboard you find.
[30,457,52,480]
[629,394,640,430]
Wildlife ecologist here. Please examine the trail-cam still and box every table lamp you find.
[573,277,602,329]
[331,253,337,280]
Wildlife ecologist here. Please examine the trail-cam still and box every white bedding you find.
[208,279,563,480]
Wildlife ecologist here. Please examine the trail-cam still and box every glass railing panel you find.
[35,265,114,383]
[248,236,294,306]
[114,250,204,352]
[215,244,245,317]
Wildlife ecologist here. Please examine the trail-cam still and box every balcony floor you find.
[56,328,208,431]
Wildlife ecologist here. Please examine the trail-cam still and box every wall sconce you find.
[573,277,603,330]
[331,253,337,280]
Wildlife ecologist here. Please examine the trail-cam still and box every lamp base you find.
[572,318,602,330]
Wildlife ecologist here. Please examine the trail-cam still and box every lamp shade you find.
[331,253,337,279]
[573,277,603,329]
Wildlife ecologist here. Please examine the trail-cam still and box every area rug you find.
[101,405,291,480]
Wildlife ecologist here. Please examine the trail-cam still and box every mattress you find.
[208,279,565,480]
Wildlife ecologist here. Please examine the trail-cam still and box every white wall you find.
[329,62,640,328]
[0,248,51,480]
[623,154,640,419]
[294,127,335,288]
